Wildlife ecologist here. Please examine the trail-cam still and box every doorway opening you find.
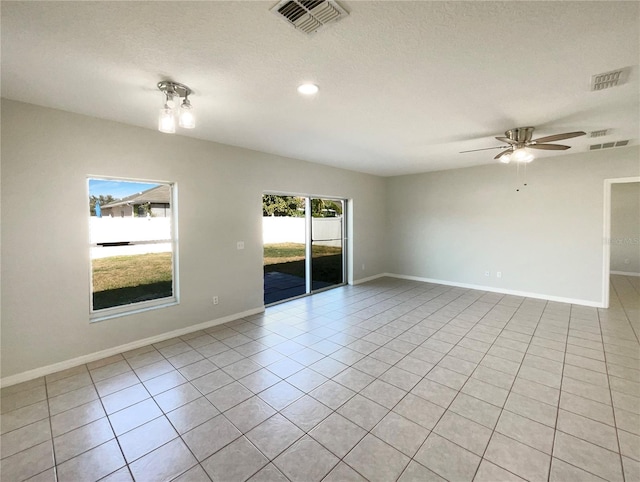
[602,177,640,308]
[263,194,346,305]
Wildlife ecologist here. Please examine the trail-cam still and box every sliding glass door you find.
[262,195,307,305]
[263,195,346,305]
[311,198,345,291]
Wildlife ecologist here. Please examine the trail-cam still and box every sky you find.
[89,179,159,199]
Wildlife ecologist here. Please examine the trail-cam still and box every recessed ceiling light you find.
[297,83,319,95]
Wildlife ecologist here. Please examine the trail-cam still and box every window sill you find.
[90,297,178,323]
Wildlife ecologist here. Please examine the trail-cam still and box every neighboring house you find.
[100,185,171,217]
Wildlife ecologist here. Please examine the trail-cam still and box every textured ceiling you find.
[2,1,638,176]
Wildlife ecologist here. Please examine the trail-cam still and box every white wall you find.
[611,182,640,274]
[0,99,387,379]
[386,147,640,305]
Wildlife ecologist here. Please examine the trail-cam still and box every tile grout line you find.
[546,301,571,482]
[609,277,640,344]
[292,283,481,481]
[324,285,491,481]
[468,297,548,482]
[236,280,450,480]
[355,289,497,479]
[44,374,58,481]
[385,292,560,480]
[547,304,631,482]
[93,353,146,481]
[268,286,558,481]
[597,302,628,482]
[269,283,490,480]
[60,347,205,480]
[153,333,282,482]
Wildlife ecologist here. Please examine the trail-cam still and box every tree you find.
[263,195,305,217]
[263,195,343,217]
[311,199,343,217]
[89,194,116,216]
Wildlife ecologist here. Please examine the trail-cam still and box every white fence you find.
[90,217,172,259]
[90,217,171,244]
[262,217,343,247]
[89,217,342,259]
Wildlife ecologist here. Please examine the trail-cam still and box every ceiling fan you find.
[460,127,586,163]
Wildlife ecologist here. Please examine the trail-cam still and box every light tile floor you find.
[1,275,639,481]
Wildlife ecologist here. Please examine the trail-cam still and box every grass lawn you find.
[92,245,342,310]
[264,243,343,285]
[92,252,172,309]
[264,242,341,265]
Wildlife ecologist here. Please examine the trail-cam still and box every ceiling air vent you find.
[271,0,348,35]
[589,129,608,138]
[590,140,630,150]
[591,67,630,91]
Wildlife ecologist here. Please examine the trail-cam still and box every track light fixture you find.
[157,81,195,133]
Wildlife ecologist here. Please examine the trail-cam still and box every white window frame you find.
[88,176,179,322]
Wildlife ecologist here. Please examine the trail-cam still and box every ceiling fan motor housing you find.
[505,127,535,143]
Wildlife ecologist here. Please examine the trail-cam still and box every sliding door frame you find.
[263,192,348,305]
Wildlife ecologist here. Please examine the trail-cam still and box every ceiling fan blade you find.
[495,149,512,160]
[528,144,571,150]
[495,136,519,145]
[459,146,507,153]
[531,131,586,143]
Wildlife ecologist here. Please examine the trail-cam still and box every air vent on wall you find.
[590,140,630,150]
[591,67,630,91]
[589,129,609,138]
[271,0,348,35]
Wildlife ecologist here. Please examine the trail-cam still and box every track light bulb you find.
[158,105,176,134]
[179,98,195,129]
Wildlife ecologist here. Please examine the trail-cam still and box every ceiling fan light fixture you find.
[511,148,534,163]
[462,127,585,165]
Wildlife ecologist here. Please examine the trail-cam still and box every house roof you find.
[101,185,170,209]
[1,1,638,176]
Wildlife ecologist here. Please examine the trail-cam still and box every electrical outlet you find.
[237,241,244,250]
[496,272,502,278]
[212,296,219,305]
[484,271,490,277]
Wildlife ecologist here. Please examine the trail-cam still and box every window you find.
[88,177,178,320]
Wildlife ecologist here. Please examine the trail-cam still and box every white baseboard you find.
[611,271,640,277]
[0,307,265,389]
[383,273,605,308]
[352,273,388,285]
